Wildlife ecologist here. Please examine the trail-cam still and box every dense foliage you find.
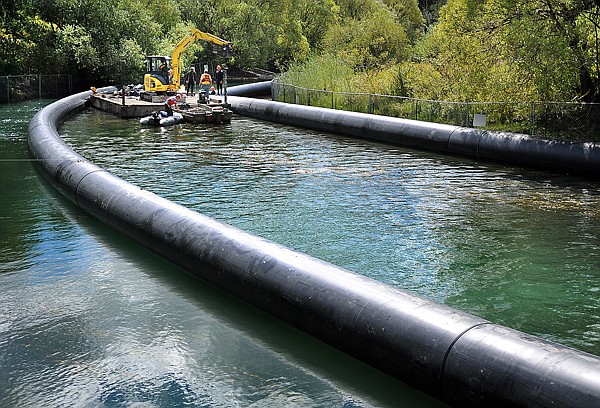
[406,0,600,103]
[3,0,600,103]
[282,0,600,104]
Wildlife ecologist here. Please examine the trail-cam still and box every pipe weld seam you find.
[475,130,484,158]
[438,321,493,391]
[74,168,109,208]
[447,127,460,153]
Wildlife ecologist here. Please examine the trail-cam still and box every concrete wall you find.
[28,87,600,407]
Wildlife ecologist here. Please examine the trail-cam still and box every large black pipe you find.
[227,81,273,97]
[229,82,600,176]
[28,88,600,407]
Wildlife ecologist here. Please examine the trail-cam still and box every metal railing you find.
[272,81,600,142]
[0,74,82,103]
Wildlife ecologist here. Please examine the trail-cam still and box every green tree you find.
[490,0,600,102]
[1,0,55,73]
[383,0,425,41]
[323,5,412,70]
[292,0,339,48]
[276,18,310,65]
[250,0,311,66]
[417,0,446,28]
[212,0,331,69]
[215,1,277,68]
[406,0,512,101]
[177,0,218,30]
[407,0,600,102]
[277,0,425,97]
[29,0,181,83]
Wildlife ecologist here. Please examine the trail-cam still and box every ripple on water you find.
[56,109,600,355]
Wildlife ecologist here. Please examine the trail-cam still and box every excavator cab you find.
[144,56,172,93]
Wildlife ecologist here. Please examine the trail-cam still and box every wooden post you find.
[224,69,228,105]
[121,61,126,107]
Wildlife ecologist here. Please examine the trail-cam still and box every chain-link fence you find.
[272,81,600,142]
[0,74,84,103]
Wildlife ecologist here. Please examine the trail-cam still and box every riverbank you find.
[0,73,86,103]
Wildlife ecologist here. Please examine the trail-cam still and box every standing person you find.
[214,65,224,96]
[159,61,169,83]
[200,69,212,100]
[184,67,197,96]
[164,94,181,116]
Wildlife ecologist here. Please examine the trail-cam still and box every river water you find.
[2,99,600,406]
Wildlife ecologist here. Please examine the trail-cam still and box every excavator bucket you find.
[217,44,231,57]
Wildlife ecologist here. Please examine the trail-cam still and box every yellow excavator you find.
[142,29,230,99]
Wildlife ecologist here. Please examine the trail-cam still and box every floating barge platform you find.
[90,92,232,124]
[177,104,232,124]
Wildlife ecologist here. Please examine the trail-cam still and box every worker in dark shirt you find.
[215,65,224,96]
[185,67,197,96]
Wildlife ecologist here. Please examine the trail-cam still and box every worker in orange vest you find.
[200,69,212,101]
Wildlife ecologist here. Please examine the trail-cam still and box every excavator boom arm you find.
[171,29,230,89]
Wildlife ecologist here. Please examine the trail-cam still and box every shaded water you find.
[2,100,600,406]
